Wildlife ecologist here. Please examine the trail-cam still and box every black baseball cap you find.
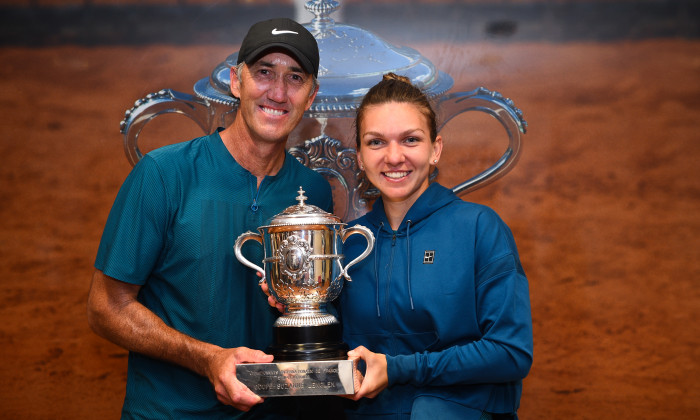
[237,18,319,78]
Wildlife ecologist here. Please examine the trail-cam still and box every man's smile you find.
[260,105,287,116]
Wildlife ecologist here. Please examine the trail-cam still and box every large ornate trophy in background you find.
[119,0,527,222]
[234,187,374,396]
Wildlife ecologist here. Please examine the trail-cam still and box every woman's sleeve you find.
[387,210,533,387]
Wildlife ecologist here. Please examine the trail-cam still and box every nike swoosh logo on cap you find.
[271,28,298,35]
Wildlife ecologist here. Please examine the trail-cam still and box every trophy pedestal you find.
[237,323,357,397]
[269,323,349,361]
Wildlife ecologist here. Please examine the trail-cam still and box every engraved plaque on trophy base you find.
[237,359,358,397]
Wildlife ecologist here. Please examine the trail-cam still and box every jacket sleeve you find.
[386,210,533,387]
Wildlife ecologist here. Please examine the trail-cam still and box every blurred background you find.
[0,0,698,418]
[2,0,698,45]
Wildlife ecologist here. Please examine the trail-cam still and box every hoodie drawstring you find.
[406,220,415,310]
[374,222,383,317]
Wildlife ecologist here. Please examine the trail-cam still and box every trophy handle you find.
[338,225,375,282]
[119,89,214,166]
[234,231,265,279]
[438,87,527,195]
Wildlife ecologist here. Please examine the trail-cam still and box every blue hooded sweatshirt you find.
[338,183,533,418]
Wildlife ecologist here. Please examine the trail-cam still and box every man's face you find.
[230,51,318,145]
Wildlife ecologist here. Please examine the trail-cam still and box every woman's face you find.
[358,101,442,206]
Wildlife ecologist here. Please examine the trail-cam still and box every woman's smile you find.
[383,170,411,180]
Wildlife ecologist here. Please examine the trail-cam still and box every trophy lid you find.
[194,0,454,115]
[265,187,344,227]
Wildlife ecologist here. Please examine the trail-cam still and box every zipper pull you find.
[250,176,260,212]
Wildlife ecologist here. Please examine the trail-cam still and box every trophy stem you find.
[305,0,339,34]
[274,303,339,327]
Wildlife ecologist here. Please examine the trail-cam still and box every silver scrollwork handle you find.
[120,89,214,166]
[438,87,527,195]
[234,231,266,279]
[338,225,375,281]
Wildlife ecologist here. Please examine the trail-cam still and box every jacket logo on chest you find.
[423,250,435,264]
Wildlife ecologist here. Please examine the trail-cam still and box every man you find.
[87,18,333,418]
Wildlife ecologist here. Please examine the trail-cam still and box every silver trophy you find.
[234,187,374,396]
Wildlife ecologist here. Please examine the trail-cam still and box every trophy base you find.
[237,359,358,397]
[269,323,349,361]
[237,323,357,396]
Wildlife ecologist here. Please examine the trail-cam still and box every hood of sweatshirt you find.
[354,183,462,315]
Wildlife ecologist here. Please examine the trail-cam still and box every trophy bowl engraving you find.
[278,235,312,281]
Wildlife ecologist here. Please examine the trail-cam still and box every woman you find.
[338,73,533,420]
